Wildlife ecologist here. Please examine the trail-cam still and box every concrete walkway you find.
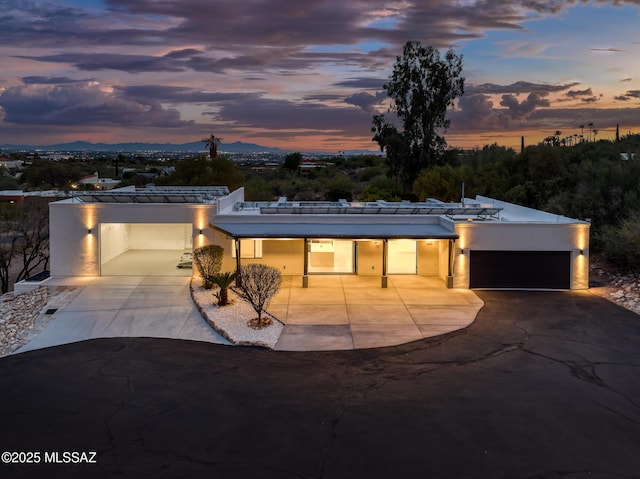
[16,274,482,354]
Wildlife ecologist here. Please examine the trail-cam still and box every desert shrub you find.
[193,245,224,289]
[600,210,640,272]
[207,271,236,306]
[235,264,282,328]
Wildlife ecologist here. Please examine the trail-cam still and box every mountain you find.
[0,140,291,154]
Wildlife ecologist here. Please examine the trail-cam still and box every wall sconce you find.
[460,249,465,255]
[199,229,203,235]
[579,249,584,255]
[87,228,92,235]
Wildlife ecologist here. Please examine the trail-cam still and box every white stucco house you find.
[49,185,590,290]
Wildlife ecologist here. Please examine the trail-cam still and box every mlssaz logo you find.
[44,451,97,464]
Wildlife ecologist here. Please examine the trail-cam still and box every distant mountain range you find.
[0,140,289,154]
[0,140,379,155]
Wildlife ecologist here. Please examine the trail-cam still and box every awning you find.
[211,222,458,239]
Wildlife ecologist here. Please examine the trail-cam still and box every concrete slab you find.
[407,305,480,325]
[285,304,349,324]
[347,304,414,324]
[288,287,345,305]
[343,287,402,304]
[275,324,354,351]
[351,323,424,349]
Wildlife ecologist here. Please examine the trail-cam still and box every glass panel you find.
[388,239,417,274]
[308,239,354,273]
[231,239,262,258]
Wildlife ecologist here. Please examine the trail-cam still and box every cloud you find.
[15,49,206,73]
[333,78,387,90]
[499,92,550,119]
[21,76,96,85]
[613,90,640,101]
[344,91,387,113]
[0,82,192,127]
[466,81,579,95]
[566,88,593,97]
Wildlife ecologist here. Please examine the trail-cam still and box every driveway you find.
[1,291,640,478]
[16,275,229,354]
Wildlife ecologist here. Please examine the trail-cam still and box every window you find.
[307,239,355,273]
[231,239,263,258]
[388,239,417,274]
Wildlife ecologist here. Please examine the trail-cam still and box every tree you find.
[156,155,245,191]
[235,264,282,328]
[203,133,222,159]
[0,199,50,293]
[193,245,224,289]
[207,271,236,306]
[372,41,464,190]
[282,152,302,171]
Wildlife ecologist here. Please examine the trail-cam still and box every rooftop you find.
[70,185,230,204]
[231,197,502,219]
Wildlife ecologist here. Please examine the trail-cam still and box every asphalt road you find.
[1,291,639,479]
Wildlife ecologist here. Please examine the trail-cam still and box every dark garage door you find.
[469,251,571,289]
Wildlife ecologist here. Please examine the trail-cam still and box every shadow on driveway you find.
[1,291,639,478]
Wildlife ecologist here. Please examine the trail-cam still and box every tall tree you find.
[372,41,464,190]
[203,133,222,159]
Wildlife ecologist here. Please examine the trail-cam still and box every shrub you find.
[207,271,236,306]
[235,264,282,328]
[600,210,640,272]
[193,245,224,289]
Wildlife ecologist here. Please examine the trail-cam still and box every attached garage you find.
[100,223,193,276]
[469,250,572,290]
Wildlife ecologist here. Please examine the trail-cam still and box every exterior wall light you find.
[460,249,465,255]
[579,249,584,255]
[199,229,203,235]
[87,228,92,234]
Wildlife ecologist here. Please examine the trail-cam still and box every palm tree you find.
[593,129,598,142]
[587,122,594,142]
[207,271,237,306]
[579,124,585,142]
[202,133,222,159]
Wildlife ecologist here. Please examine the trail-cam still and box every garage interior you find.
[100,223,193,276]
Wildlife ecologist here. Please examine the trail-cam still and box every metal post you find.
[302,237,309,288]
[235,238,242,287]
[381,238,388,288]
[447,239,454,288]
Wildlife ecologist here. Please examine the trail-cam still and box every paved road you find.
[1,291,639,479]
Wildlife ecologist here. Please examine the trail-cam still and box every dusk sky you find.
[1,0,639,152]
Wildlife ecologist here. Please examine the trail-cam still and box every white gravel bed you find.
[190,280,284,349]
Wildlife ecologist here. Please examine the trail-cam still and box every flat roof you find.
[231,198,501,218]
[72,186,230,204]
[212,222,458,239]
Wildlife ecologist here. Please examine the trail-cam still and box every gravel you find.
[190,280,284,349]
[0,287,50,357]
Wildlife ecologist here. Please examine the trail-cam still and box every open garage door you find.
[100,223,193,276]
[469,250,571,289]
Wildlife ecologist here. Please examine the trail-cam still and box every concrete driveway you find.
[1,290,639,478]
[16,275,229,354]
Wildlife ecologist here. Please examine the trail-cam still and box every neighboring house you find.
[49,185,590,290]
[75,172,120,190]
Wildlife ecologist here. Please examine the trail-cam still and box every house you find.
[75,172,121,190]
[49,185,590,290]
